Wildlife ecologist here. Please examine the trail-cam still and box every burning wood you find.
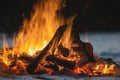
[0,0,120,78]
[0,46,119,77]
[27,24,67,74]
[58,43,69,57]
[45,55,75,69]
[44,63,59,72]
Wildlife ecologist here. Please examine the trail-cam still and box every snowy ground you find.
[0,74,120,80]
[0,32,120,80]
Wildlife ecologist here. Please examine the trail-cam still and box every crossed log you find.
[27,24,96,74]
[27,25,67,74]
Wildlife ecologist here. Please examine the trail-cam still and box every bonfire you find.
[0,0,120,77]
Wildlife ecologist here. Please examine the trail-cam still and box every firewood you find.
[71,27,80,42]
[71,26,96,63]
[18,56,35,63]
[84,42,93,56]
[9,55,35,68]
[46,55,75,69]
[9,60,17,68]
[44,63,59,71]
[27,24,67,74]
[58,43,69,57]
[83,42,96,62]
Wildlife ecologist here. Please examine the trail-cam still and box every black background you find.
[0,0,120,33]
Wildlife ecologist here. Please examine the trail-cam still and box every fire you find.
[102,64,115,75]
[93,63,116,76]
[1,0,65,65]
[12,0,65,55]
[10,60,27,74]
[2,34,11,65]
[0,0,119,77]
[0,0,76,75]
[71,63,116,76]
[29,40,47,56]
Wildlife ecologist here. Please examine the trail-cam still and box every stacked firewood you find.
[27,24,96,74]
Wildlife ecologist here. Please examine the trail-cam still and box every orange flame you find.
[13,0,65,55]
[2,0,66,65]
[2,34,10,65]
[102,64,115,75]
[0,0,118,76]
[93,64,115,75]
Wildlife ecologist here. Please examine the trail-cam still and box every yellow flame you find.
[1,0,77,68]
[2,34,11,65]
[102,64,115,74]
[2,0,66,65]
[95,65,99,70]
[60,16,75,48]
[93,64,115,75]
[12,0,65,56]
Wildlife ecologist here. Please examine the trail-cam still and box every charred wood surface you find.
[27,25,67,74]
[44,63,59,71]
[82,42,95,62]
[71,25,96,63]
[46,55,75,69]
[58,43,69,57]
[19,56,35,63]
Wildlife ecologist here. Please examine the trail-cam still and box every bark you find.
[58,43,69,57]
[44,63,59,71]
[46,55,75,69]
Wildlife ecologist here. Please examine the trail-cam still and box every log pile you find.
[0,24,120,77]
[26,24,96,74]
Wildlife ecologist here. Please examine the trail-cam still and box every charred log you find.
[19,56,35,63]
[84,42,96,62]
[27,24,67,74]
[71,26,80,42]
[71,26,95,62]
[46,55,75,69]
[9,60,17,68]
[44,63,59,71]
[58,43,69,57]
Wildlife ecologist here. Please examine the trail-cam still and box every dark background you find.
[0,0,120,33]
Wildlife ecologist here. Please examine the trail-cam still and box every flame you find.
[102,64,115,75]
[0,0,118,76]
[1,0,76,74]
[2,34,11,65]
[93,64,115,75]
[2,0,65,65]
[29,40,47,56]
[13,0,65,55]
